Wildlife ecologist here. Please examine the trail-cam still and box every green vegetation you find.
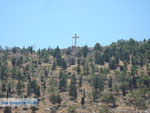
[0,38,150,112]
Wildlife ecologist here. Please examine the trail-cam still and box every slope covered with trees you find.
[0,38,150,113]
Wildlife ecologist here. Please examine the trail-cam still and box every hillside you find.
[0,38,150,113]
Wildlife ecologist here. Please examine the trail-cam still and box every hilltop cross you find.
[72,33,79,47]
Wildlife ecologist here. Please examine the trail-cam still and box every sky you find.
[0,0,150,49]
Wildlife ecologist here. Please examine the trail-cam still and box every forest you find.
[0,38,150,113]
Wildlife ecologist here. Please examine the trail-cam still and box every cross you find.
[72,33,79,47]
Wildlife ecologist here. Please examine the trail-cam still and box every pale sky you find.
[0,0,150,49]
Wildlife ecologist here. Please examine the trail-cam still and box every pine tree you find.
[77,57,80,65]
[81,97,85,108]
[11,57,16,66]
[27,82,31,96]
[61,59,67,69]
[92,88,97,101]
[1,64,8,80]
[36,86,41,97]
[12,47,17,54]
[83,63,89,75]
[49,93,61,104]
[82,45,89,57]
[59,71,67,92]
[91,63,95,73]
[70,57,75,65]
[109,59,116,70]
[107,93,116,106]
[2,83,6,92]
[94,43,102,51]
[79,75,82,87]
[17,80,24,97]
[53,46,61,58]
[52,61,56,70]
[109,76,112,88]
[6,89,9,98]
[92,74,105,100]
[43,80,46,89]
[77,64,81,74]
[122,84,126,96]
[69,74,77,100]
[94,51,104,65]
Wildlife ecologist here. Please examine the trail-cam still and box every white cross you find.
[72,34,79,47]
